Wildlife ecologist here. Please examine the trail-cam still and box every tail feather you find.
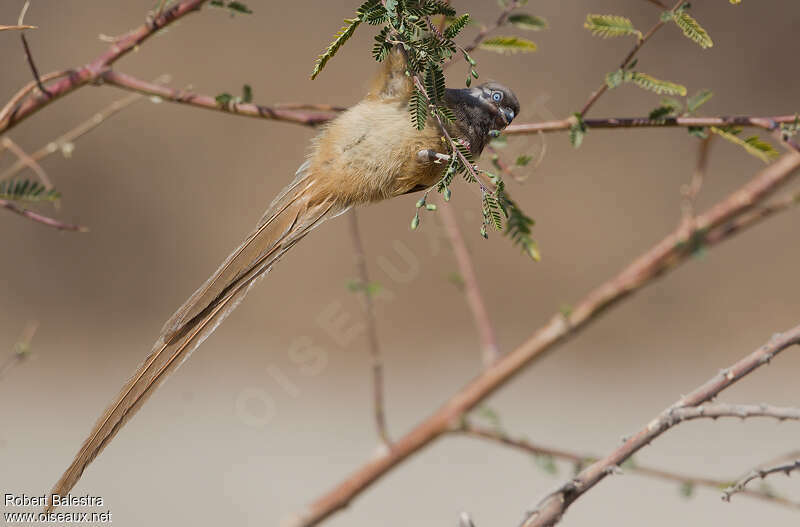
[47,164,347,508]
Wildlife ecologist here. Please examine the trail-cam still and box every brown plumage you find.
[47,50,519,507]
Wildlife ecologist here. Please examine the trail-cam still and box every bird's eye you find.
[492,91,503,102]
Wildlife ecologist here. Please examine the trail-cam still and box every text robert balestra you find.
[4,493,105,507]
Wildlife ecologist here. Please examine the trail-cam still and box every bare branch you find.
[671,402,800,423]
[20,32,51,98]
[723,459,800,503]
[0,24,36,31]
[100,71,336,127]
[455,424,800,510]
[347,210,391,447]
[0,79,169,183]
[0,0,209,134]
[0,198,87,232]
[521,326,800,527]
[293,152,800,527]
[0,137,52,188]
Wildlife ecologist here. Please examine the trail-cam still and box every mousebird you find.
[48,49,520,505]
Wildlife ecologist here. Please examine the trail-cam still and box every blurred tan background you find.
[1,1,798,526]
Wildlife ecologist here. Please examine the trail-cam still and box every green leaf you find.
[688,126,708,139]
[372,27,392,61]
[209,1,252,15]
[711,127,780,163]
[673,11,713,49]
[311,18,361,80]
[679,481,695,499]
[508,13,548,31]
[569,113,587,149]
[241,84,253,103]
[444,13,471,39]
[686,89,713,113]
[583,14,642,39]
[515,154,533,166]
[605,69,624,89]
[479,36,537,54]
[409,88,428,130]
[0,179,60,203]
[626,71,687,96]
[648,106,674,120]
[424,63,446,103]
[215,92,234,105]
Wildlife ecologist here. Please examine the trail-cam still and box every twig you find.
[20,32,51,98]
[292,152,800,527]
[455,424,799,510]
[347,210,391,447]
[0,81,167,182]
[17,0,31,26]
[722,460,800,503]
[504,115,800,135]
[101,71,336,127]
[0,198,87,232]
[580,1,683,116]
[521,325,800,527]
[0,0,209,134]
[0,137,52,188]
[0,70,71,126]
[439,203,499,366]
[670,402,800,422]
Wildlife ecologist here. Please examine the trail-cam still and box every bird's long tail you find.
[47,162,347,508]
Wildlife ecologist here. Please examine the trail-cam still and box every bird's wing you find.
[47,162,348,507]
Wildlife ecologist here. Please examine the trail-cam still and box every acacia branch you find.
[455,424,799,510]
[521,325,800,527]
[100,71,337,127]
[293,151,800,526]
[0,137,52,188]
[723,459,800,503]
[0,0,208,134]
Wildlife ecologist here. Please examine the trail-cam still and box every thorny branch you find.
[520,325,800,527]
[723,459,800,503]
[455,423,800,510]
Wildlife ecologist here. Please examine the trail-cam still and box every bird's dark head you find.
[474,81,520,129]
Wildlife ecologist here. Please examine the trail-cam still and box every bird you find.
[47,48,520,507]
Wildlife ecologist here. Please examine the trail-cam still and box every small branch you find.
[723,460,800,503]
[580,1,683,116]
[0,198,87,232]
[670,402,800,422]
[293,152,800,527]
[101,71,336,127]
[0,137,52,188]
[347,210,391,447]
[521,326,800,527]
[20,32,51,98]
[504,115,800,135]
[0,82,165,182]
[439,203,500,366]
[455,424,799,510]
[0,0,209,134]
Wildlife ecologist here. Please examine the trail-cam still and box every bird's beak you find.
[501,107,515,125]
